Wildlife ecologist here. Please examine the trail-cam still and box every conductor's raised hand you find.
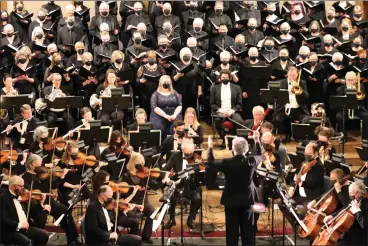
[253,131,260,143]
[208,136,213,149]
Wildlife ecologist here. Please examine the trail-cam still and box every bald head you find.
[261,132,274,145]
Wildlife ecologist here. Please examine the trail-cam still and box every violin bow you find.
[8,142,13,177]
[26,178,34,220]
[114,191,120,244]
[141,153,163,206]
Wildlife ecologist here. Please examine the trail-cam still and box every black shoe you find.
[143,238,153,244]
[68,237,82,245]
[187,217,195,229]
[164,219,176,229]
[218,142,226,150]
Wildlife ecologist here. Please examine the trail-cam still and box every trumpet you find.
[356,72,365,101]
[290,69,303,95]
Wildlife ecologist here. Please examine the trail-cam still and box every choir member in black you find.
[93,29,118,68]
[321,7,341,32]
[29,126,60,163]
[155,3,181,35]
[305,1,326,21]
[91,170,141,239]
[42,73,75,131]
[172,47,203,113]
[126,22,157,49]
[0,24,22,66]
[128,108,147,132]
[209,24,235,64]
[109,50,131,94]
[160,21,181,52]
[100,130,132,176]
[67,41,85,68]
[280,1,303,18]
[121,152,169,244]
[124,2,153,35]
[57,15,84,57]
[334,19,358,54]
[236,1,261,28]
[210,69,244,149]
[0,10,9,33]
[295,45,310,67]
[0,74,17,132]
[74,1,90,34]
[345,35,364,57]
[354,50,368,84]
[206,1,232,36]
[0,175,49,246]
[271,48,293,81]
[240,47,267,119]
[259,37,279,65]
[125,31,149,70]
[28,27,50,79]
[160,120,185,163]
[286,3,311,35]
[302,52,326,106]
[187,37,206,69]
[323,181,368,246]
[186,18,209,51]
[150,75,183,140]
[211,50,239,84]
[184,107,204,145]
[229,34,248,64]
[44,52,72,94]
[156,35,178,73]
[318,34,338,65]
[243,18,264,46]
[302,103,333,128]
[11,46,37,95]
[42,1,62,24]
[277,22,298,59]
[90,2,119,38]
[336,71,368,140]
[95,0,117,16]
[300,21,323,54]
[57,141,91,204]
[206,134,260,246]
[28,8,55,42]
[273,67,309,138]
[163,139,201,229]
[85,185,142,246]
[9,1,31,44]
[262,3,282,37]
[57,4,84,33]
[95,70,124,130]
[326,52,346,105]
[137,51,166,116]
[332,1,355,18]
[22,154,82,245]
[181,1,205,33]
[119,1,141,31]
[77,52,98,104]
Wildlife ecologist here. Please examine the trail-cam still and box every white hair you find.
[252,106,264,114]
[99,2,109,10]
[220,50,230,61]
[299,46,310,54]
[163,2,171,10]
[180,47,192,61]
[232,137,249,156]
[323,34,332,42]
[47,43,57,52]
[332,52,343,62]
[349,181,367,196]
[100,22,110,32]
[31,26,44,40]
[4,24,14,33]
[137,22,147,31]
[280,22,290,30]
[25,154,42,169]
[134,2,143,9]
[345,71,357,80]
[248,18,257,26]
[9,176,23,186]
[193,18,203,27]
[248,47,259,56]
[187,37,197,46]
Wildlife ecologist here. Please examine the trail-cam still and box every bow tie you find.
[11,194,18,199]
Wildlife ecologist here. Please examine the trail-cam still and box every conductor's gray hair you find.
[232,137,249,155]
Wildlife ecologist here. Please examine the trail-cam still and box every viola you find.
[136,167,166,179]
[106,199,137,211]
[19,189,57,202]
[185,152,205,171]
[108,181,139,193]
[72,153,107,167]
[0,149,18,164]
[43,137,67,151]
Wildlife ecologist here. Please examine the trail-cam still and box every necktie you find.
[68,29,73,44]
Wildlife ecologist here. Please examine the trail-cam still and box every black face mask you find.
[104,197,113,206]
[184,153,193,159]
[162,83,170,89]
[219,32,226,38]
[103,181,109,185]
[189,46,196,52]
[317,140,328,147]
[163,9,171,16]
[304,155,313,162]
[280,56,288,62]
[85,61,92,66]
[75,1,82,5]
[134,38,142,45]
[164,27,171,33]
[7,33,13,37]
[248,26,256,31]
[335,61,343,66]
[355,14,362,18]
[310,61,317,66]
[267,10,274,15]
[176,130,185,138]
[55,60,62,66]
[311,29,318,33]
[36,34,43,39]
[67,21,74,27]
[135,10,142,15]
[236,42,244,48]
[222,79,230,85]
[327,15,334,20]
[115,59,122,64]
[38,16,46,21]
[194,27,201,33]
[353,43,361,48]
[324,42,332,47]
[342,26,349,32]
[71,153,79,160]
[101,11,109,17]
[245,4,252,9]
[222,61,229,66]
[160,44,168,50]
[1,17,7,21]
[183,55,191,62]
[148,59,156,65]
[40,137,48,142]
[300,54,308,59]
[294,10,301,15]
[250,56,257,61]
[281,30,289,35]
[17,7,23,11]
[77,49,84,55]
[190,5,197,11]
[265,45,274,51]
[215,9,223,15]
[18,58,27,64]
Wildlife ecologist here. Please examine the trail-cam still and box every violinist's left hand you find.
[350,199,362,214]
[253,131,260,143]
[136,204,144,212]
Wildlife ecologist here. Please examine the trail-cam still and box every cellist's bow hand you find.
[307,200,316,210]
[323,215,334,224]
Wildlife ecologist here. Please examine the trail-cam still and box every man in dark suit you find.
[210,69,243,149]
[155,3,181,35]
[181,2,205,33]
[273,66,309,140]
[207,133,261,246]
[85,185,141,246]
[160,120,185,164]
[244,105,268,130]
[56,15,85,57]
[163,138,201,229]
[0,176,49,246]
[90,2,120,37]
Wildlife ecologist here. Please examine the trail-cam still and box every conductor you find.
[207,132,261,246]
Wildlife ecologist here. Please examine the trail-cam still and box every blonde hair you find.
[126,152,145,172]
[157,75,174,94]
[135,108,147,121]
[111,50,125,63]
[82,52,93,63]
[61,141,78,163]
[15,46,31,63]
[184,107,200,131]
[74,41,84,50]
[50,52,62,68]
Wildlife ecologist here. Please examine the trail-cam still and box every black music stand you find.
[47,96,83,125]
[291,123,317,141]
[79,126,110,156]
[129,130,161,150]
[260,84,289,119]
[330,93,358,154]
[1,95,32,116]
[102,94,131,131]
[356,146,368,161]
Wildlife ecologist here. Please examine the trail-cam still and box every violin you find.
[115,143,132,157]
[34,166,75,180]
[262,145,276,171]
[0,149,18,164]
[289,159,318,197]
[43,137,67,151]
[108,181,139,193]
[106,198,137,211]
[185,152,205,171]
[298,175,351,240]
[19,189,57,202]
[73,153,107,167]
[136,167,166,179]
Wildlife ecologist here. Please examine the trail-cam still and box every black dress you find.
[9,10,31,44]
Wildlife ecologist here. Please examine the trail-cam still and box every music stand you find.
[129,130,161,150]
[79,127,110,155]
[138,123,151,132]
[356,146,368,161]
[291,123,317,141]
[1,94,32,115]
[260,85,289,119]
[330,93,358,154]
[101,95,131,112]
[47,96,83,125]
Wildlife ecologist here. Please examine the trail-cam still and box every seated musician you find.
[244,105,267,130]
[85,185,142,246]
[57,141,91,205]
[121,152,169,244]
[0,175,49,246]
[163,138,201,229]
[95,69,124,130]
[184,107,203,144]
[315,126,336,167]
[160,120,185,163]
[273,66,309,142]
[336,71,368,140]
[128,108,147,132]
[75,106,94,130]
[42,73,75,131]
[301,103,333,128]
[22,154,82,244]
[91,171,142,239]
[210,69,243,149]
[323,181,368,246]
